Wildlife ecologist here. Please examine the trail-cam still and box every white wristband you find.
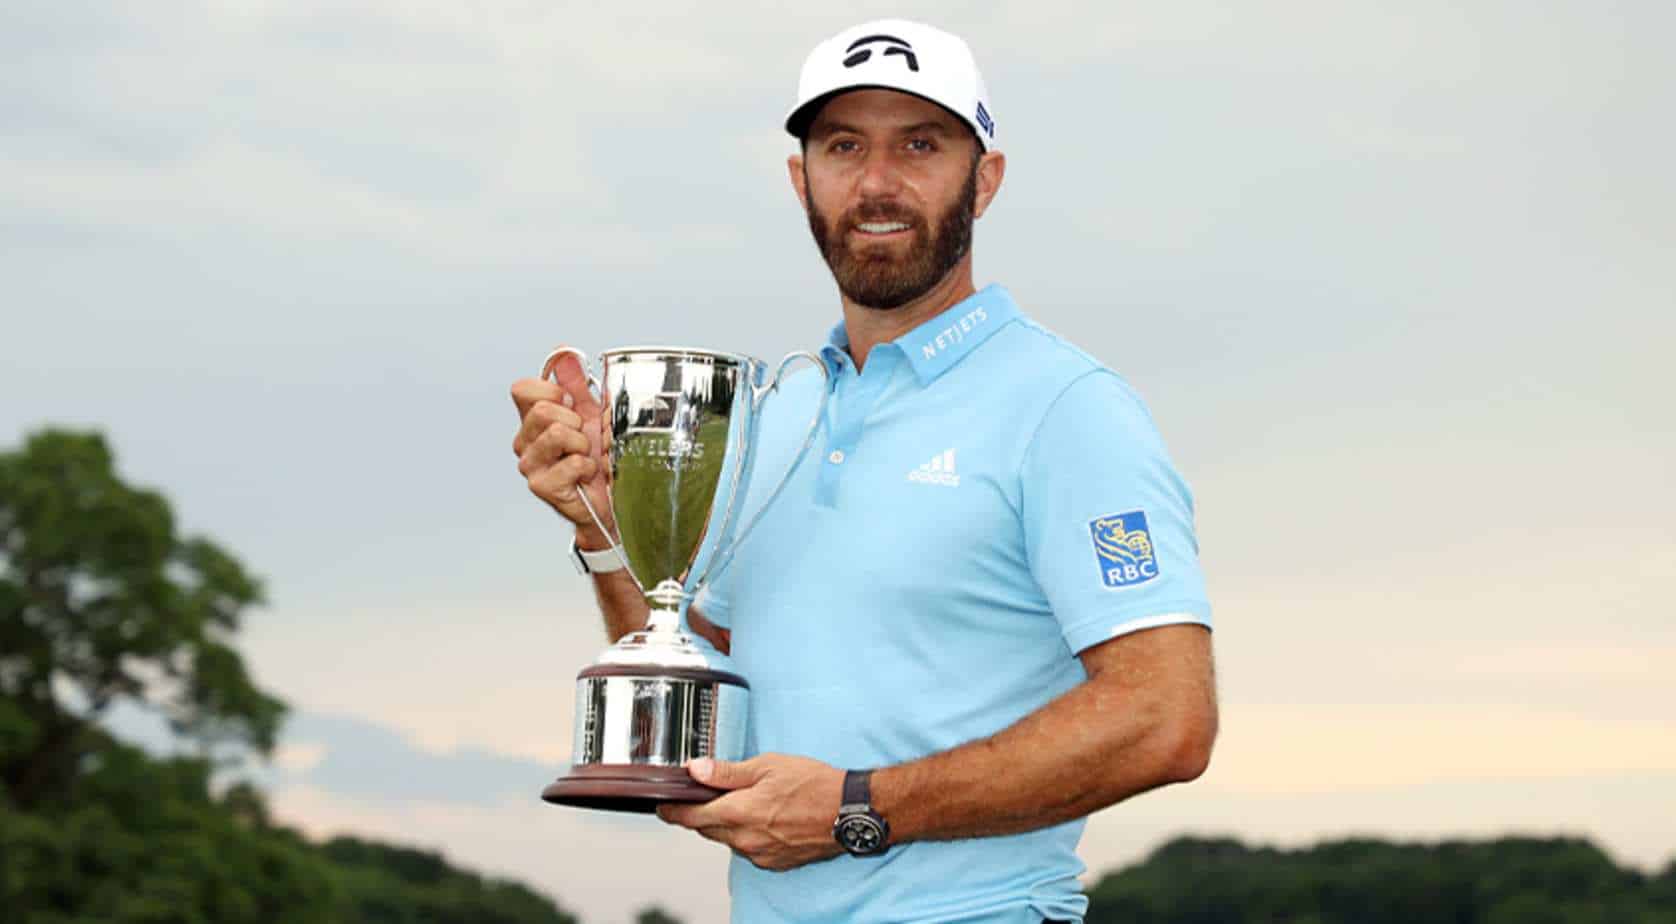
[570,538,626,575]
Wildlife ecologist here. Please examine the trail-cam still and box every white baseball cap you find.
[785,19,996,151]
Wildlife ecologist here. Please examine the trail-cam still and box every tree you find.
[635,907,687,924]
[0,429,582,923]
[0,429,285,809]
[1084,834,1673,924]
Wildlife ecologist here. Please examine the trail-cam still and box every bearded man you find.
[511,20,1217,924]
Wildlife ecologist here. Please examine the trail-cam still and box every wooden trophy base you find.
[541,763,725,814]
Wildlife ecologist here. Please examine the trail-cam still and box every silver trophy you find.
[536,345,827,813]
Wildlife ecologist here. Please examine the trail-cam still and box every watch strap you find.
[841,768,873,808]
[833,769,889,857]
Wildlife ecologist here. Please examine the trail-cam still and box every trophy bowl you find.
[536,345,826,813]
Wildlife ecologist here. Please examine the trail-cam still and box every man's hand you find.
[657,755,846,871]
[510,350,612,541]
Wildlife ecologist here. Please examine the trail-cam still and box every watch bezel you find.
[833,808,890,856]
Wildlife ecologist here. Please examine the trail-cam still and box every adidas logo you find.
[907,449,960,487]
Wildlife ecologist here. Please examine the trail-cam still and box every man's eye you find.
[906,138,937,153]
[830,140,860,154]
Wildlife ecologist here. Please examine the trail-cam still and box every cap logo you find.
[843,34,919,72]
[975,102,994,138]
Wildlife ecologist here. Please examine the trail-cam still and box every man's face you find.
[795,90,984,310]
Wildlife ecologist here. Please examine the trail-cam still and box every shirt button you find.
[828,450,846,464]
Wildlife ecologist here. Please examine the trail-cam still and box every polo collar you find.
[820,284,1021,385]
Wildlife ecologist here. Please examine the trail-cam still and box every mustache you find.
[842,200,923,227]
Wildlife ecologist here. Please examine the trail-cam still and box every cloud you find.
[245,588,603,767]
[273,741,327,773]
[1,0,794,269]
[274,711,559,806]
[1211,703,1676,792]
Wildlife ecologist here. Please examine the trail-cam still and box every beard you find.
[805,165,977,310]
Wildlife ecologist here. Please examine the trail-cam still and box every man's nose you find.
[857,148,904,198]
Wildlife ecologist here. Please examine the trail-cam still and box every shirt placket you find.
[815,347,898,509]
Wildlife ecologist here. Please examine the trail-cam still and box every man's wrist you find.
[574,524,613,552]
[569,525,626,576]
[832,768,891,856]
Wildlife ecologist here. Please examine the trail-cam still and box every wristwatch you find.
[832,769,890,857]
[569,538,626,575]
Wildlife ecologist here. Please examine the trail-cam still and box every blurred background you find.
[3,2,1671,922]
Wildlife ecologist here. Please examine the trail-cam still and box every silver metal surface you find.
[598,346,756,617]
[572,674,749,766]
[538,344,827,793]
[594,627,721,669]
[540,344,829,635]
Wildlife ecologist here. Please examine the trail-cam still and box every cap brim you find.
[784,84,988,150]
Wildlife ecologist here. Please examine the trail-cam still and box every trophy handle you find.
[539,346,637,588]
[695,351,830,591]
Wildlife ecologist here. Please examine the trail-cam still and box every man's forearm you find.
[578,526,649,641]
[872,625,1216,842]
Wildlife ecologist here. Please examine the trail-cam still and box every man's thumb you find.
[688,756,760,791]
[544,349,603,416]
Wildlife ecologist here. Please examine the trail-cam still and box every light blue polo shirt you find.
[697,284,1211,924]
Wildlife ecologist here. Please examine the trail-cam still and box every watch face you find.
[837,815,886,854]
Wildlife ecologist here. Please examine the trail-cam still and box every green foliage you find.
[0,734,578,924]
[0,429,580,923]
[635,908,686,924]
[0,429,285,810]
[1086,835,1675,924]
[320,835,578,924]
[1,734,340,924]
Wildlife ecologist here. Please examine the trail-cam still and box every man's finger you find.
[656,790,744,830]
[688,756,765,791]
[695,826,733,846]
[517,419,590,469]
[527,454,598,502]
[657,802,709,829]
[510,377,565,419]
[513,401,582,456]
[543,350,604,418]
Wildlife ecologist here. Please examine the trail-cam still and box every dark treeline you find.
[1087,835,1676,923]
[1,730,579,923]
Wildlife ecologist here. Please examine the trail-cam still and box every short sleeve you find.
[1021,370,1212,654]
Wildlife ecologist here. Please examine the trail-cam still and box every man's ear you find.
[787,153,809,212]
[973,150,1007,220]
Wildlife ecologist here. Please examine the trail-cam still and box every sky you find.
[3,1,1674,922]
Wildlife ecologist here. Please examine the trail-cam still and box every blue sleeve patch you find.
[1090,510,1160,589]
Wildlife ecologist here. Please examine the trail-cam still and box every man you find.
[511,20,1216,924]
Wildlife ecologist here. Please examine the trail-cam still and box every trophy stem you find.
[643,579,689,636]
[644,605,683,635]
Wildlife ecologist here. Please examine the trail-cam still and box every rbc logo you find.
[1089,510,1159,589]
